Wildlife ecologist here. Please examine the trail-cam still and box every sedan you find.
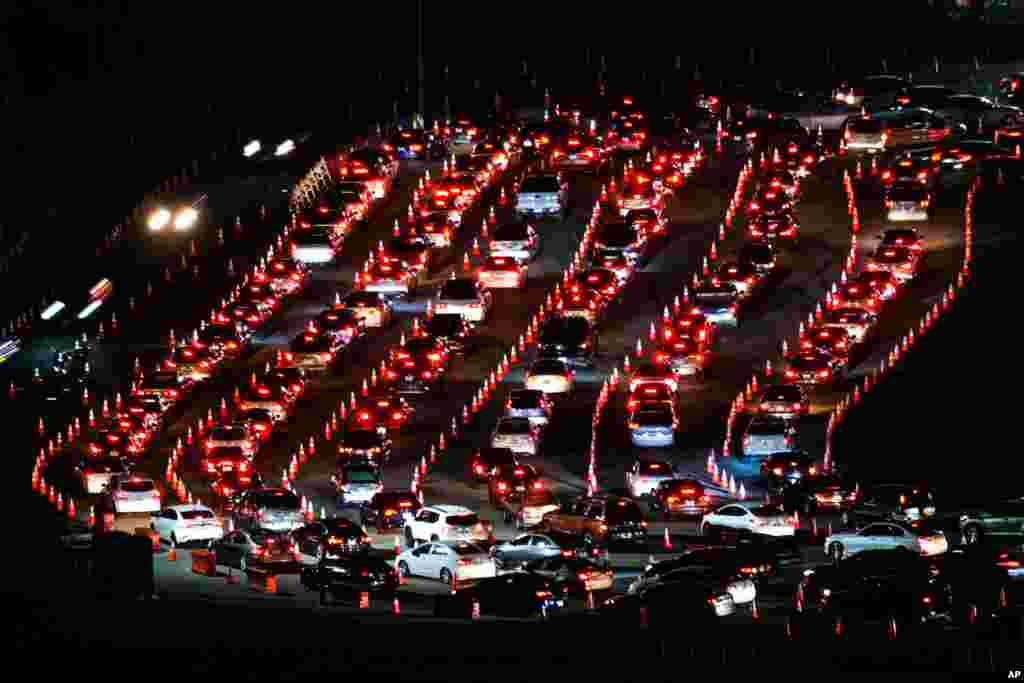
[299,556,399,600]
[524,556,615,593]
[490,532,567,569]
[212,529,298,570]
[398,541,497,586]
[701,502,795,539]
[825,521,949,563]
[490,417,541,456]
[151,504,224,545]
[524,359,574,396]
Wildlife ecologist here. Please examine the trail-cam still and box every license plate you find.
[569,154,577,160]
[404,375,414,382]
[802,373,815,380]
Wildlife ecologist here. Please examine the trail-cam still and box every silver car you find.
[742,416,797,459]
[505,389,552,428]
[490,533,567,569]
[515,175,567,218]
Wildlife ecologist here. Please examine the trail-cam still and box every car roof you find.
[168,504,212,512]
[427,504,474,514]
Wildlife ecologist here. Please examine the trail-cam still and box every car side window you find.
[512,536,531,546]
[530,537,549,547]
[888,526,905,537]
[162,509,178,520]
[431,546,449,557]
[862,524,886,536]
[415,510,431,522]
[412,544,431,557]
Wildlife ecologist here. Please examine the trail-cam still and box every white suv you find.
[403,505,491,547]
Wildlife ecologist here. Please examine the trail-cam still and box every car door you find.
[431,544,453,578]
[534,535,562,559]
[884,524,916,552]
[584,501,606,538]
[501,535,534,563]
[855,524,890,552]
[219,531,245,567]
[718,505,747,531]
[409,543,434,575]
[300,523,326,558]
[156,508,177,539]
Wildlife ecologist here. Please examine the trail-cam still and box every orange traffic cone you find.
[392,597,401,615]
[471,599,480,620]
[359,592,370,609]
[463,253,471,271]
[167,541,178,561]
[663,528,672,550]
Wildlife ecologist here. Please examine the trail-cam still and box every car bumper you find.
[525,379,572,395]
[703,312,737,326]
[665,500,709,515]
[479,275,523,289]
[364,283,410,296]
[630,431,674,447]
[258,519,303,532]
[116,499,161,514]
[293,248,336,265]
[516,206,562,216]
[492,441,537,456]
[175,526,224,544]
[490,248,533,261]
[339,489,379,504]
[887,208,928,222]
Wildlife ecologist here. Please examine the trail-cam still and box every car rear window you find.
[345,468,379,483]
[748,419,788,435]
[294,229,334,245]
[531,361,566,376]
[762,386,802,402]
[509,391,542,409]
[181,509,215,520]
[440,280,478,300]
[607,501,643,523]
[849,118,884,134]
[888,185,926,202]
[253,491,300,510]
[634,410,672,426]
[426,314,461,336]
[520,177,560,193]
[452,542,484,555]
[494,224,529,241]
[212,427,247,441]
[749,506,783,517]
[497,418,533,434]
[122,479,154,493]
[446,513,480,527]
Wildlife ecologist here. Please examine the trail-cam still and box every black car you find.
[314,308,367,347]
[424,313,476,355]
[760,451,818,490]
[445,572,567,619]
[538,316,597,368]
[795,549,951,631]
[632,545,779,596]
[31,371,84,405]
[385,355,446,396]
[300,556,399,601]
[777,474,858,515]
[846,483,936,527]
[599,579,725,630]
[291,518,371,563]
[197,322,249,357]
[360,490,422,532]
[738,240,777,275]
[337,430,392,465]
[468,447,520,484]
[259,365,307,398]
[487,464,543,505]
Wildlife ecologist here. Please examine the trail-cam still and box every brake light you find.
[817,369,829,378]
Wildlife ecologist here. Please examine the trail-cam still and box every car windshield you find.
[451,542,485,555]
[212,427,247,441]
[634,409,672,426]
[86,457,125,472]
[345,468,379,483]
[493,224,529,240]
[748,418,788,435]
[253,490,300,510]
[181,509,215,520]
[749,505,783,517]
[293,229,334,246]
[446,513,480,527]
[426,314,462,336]
[121,479,154,493]
[520,177,560,193]
[497,418,532,434]
[762,386,802,402]
[439,280,478,300]
[888,186,926,202]
[531,361,566,376]
[344,432,383,448]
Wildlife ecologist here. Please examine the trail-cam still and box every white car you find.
[78,456,128,495]
[490,222,539,263]
[701,502,795,538]
[342,291,392,328]
[625,459,677,498]
[628,404,678,448]
[397,541,497,585]
[205,424,256,459]
[151,504,224,545]
[435,278,493,323]
[490,417,541,456]
[333,463,384,505]
[823,307,877,344]
[404,505,491,546]
[477,256,527,290]
[742,416,798,458]
[106,475,161,515]
[524,359,574,396]
[824,521,949,562]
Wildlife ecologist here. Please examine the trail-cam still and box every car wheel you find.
[315,546,324,563]
[440,568,453,586]
[803,500,815,517]
[963,524,983,546]
[398,561,410,578]
[170,533,178,546]
[840,511,851,527]
[239,555,247,571]
[829,542,844,564]
[404,528,415,548]
[430,534,440,542]
[701,524,717,540]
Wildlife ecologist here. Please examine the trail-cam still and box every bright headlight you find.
[174,207,199,231]
[148,208,172,231]
[276,139,296,156]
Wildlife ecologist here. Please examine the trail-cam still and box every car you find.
[591,249,633,284]
[701,501,794,540]
[361,260,420,298]
[628,403,678,448]
[845,483,937,527]
[360,490,421,532]
[941,94,1021,135]
[105,475,161,515]
[573,268,622,300]
[825,521,949,563]
[784,350,839,385]
[608,118,649,153]
[637,158,685,193]
[299,556,399,600]
[959,500,1024,545]
[799,326,852,367]
[738,240,776,275]
[83,429,130,461]
[626,382,675,412]
[490,416,541,456]
[878,227,924,253]
[778,474,859,515]
[489,222,539,263]
[338,148,397,193]
[760,451,818,490]
[166,344,215,383]
[555,286,605,324]
[543,495,648,546]
[290,226,342,265]
[866,245,919,282]
[381,235,435,276]
[757,384,808,419]
[151,504,223,545]
[424,313,476,355]
[625,458,676,498]
[404,505,492,546]
[537,316,598,368]
[822,307,876,344]
[296,201,350,232]
[133,370,183,411]
[291,518,371,564]
[742,416,797,459]
[266,254,311,295]
[392,334,449,372]
[830,282,880,314]
[205,424,256,458]
[337,430,392,465]
[747,187,793,219]
[445,572,567,618]
[332,462,384,506]
[384,354,445,396]
[470,140,509,170]
[434,278,492,323]
[995,110,1024,145]
[600,579,733,625]
[260,365,307,400]
[209,471,262,505]
[504,489,563,531]
[879,153,934,187]
[488,463,543,506]
[224,301,271,330]
[284,331,337,372]
[840,108,950,155]
[715,261,760,298]
[504,389,552,428]
[212,529,298,570]
[523,556,614,593]
[349,394,411,433]
[892,84,958,111]
[628,359,678,394]
[550,132,605,173]
[592,220,647,265]
[342,291,393,328]
[314,307,367,347]
[477,255,527,290]
[855,270,900,302]
[652,335,709,379]
[524,358,574,397]
[628,546,768,605]
[650,479,712,519]
[231,488,304,532]
[409,211,454,248]
[515,174,568,219]
[120,396,163,431]
[199,446,253,479]
[749,212,799,244]
[884,182,931,222]
[389,128,444,160]
[619,175,662,216]
[108,414,150,455]
[77,455,128,494]
[692,281,739,326]
[237,382,289,422]
[196,319,249,358]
